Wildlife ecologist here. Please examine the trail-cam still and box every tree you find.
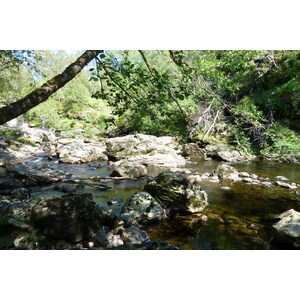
[0,50,103,125]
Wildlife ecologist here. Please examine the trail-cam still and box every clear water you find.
[7,157,300,249]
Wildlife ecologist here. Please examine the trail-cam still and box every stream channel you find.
[25,156,300,250]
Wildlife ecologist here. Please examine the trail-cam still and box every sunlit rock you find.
[272,209,300,248]
[120,191,166,225]
[211,164,239,180]
[110,161,147,178]
[144,172,209,213]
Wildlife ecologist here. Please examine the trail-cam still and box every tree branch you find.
[0,50,103,125]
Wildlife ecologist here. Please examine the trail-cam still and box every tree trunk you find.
[0,50,103,125]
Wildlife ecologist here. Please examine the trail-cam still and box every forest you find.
[0,50,300,250]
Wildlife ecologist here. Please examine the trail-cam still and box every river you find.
[26,157,300,250]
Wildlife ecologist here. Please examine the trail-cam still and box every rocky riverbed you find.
[1,126,300,250]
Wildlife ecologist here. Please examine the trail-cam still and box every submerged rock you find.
[272,209,300,248]
[120,191,166,225]
[144,172,209,214]
[31,193,104,243]
[110,162,147,178]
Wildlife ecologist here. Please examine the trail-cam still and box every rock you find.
[107,198,123,206]
[120,226,150,245]
[144,172,209,214]
[110,162,147,178]
[239,172,250,177]
[93,226,124,248]
[7,218,32,231]
[276,181,297,189]
[0,200,30,225]
[216,150,246,163]
[106,134,180,160]
[220,186,231,190]
[120,153,187,168]
[275,176,288,181]
[272,209,300,248]
[243,177,253,183]
[143,239,179,250]
[212,164,239,180]
[120,192,166,225]
[261,181,272,187]
[6,164,68,184]
[250,174,259,180]
[58,184,77,193]
[186,175,202,185]
[31,193,105,243]
[106,134,186,168]
[10,188,30,200]
[183,143,205,159]
[57,139,108,163]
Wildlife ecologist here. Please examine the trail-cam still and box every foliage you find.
[260,123,300,158]
[91,50,197,136]
[0,128,36,146]
[1,49,300,159]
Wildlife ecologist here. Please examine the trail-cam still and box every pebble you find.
[220,186,231,190]
[239,172,250,177]
[261,181,272,187]
[250,174,258,179]
[276,181,297,189]
[107,198,123,206]
[275,176,288,181]
[243,177,253,183]
[249,224,259,230]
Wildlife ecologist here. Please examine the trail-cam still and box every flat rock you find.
[276,181,297,189]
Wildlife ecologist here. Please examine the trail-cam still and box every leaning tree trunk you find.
[0,50,103,125]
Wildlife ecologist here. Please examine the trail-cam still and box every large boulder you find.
[31,193,104,243]
[212,164,239,180]
[106,134,181,159]
[120,191,166,225]
[110,162,147,178]
[216,150,246,163]
[183,143,205,159]
[56,139,108,163]
[272,209,300,248]
[121,153,186,168]
[144,172,208,214]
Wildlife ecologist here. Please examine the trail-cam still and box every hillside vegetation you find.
[1,50,299,160]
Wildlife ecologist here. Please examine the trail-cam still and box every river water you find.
[26,158,300,249]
